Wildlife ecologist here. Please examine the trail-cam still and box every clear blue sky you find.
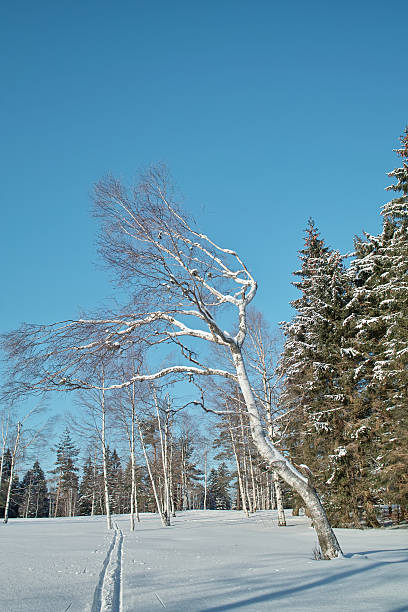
[1,1,407,440]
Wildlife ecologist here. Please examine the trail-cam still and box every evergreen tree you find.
[0,449,21,518]
[106,448,124,514]
[78,455,103,516]
[52,428,80,517]
[346,128,408,519]
[20,460,49,518]
[278,220,357,525]
[207,462,232,510]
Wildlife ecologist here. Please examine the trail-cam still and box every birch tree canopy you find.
[3,165,254,394]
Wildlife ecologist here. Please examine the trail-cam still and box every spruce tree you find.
[52,428,80,517]
[0,449,21,519]
[278,220,356,525]
[208,462,232,510]
[20,460,49,518]
[78,455,103,516]
[347,128,408,520]
[106,448,124,514]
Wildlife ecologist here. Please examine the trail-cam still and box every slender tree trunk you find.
[54,470,62,518]
[91,452,97,517]
[231,347,342,559]
[154,393,171,526]
[265,412,287,526]
[129,446,140,530]
[35,491,40,518]
[135,415,167,526]
[181,442,188,511]
[0,455,3,499]
[101,386,113,530]
[163,417,171,521]
[273,471,287,526]
[0,416,10,497]
[248,449,258,513]
[169,442,176,517]
[238,414,253,513]
[4,422,22,524]
[24,475,32,518]
[227,417,249,517]
[203,451,208,511]
[128,384,140,530]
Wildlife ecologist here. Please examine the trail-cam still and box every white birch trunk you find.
[101,386,113,530]
[35,491,40,518]
[273,471,287,526]
[227,418,249,517]
[231,347,342,559]
[4,422,22,524]
[266,411,287,526]
[54,470,62,518]
[135,415,167,526]
[129,384,140,530]
[24,475,32,518]
[91,450,97,517]
[0,429,8,496]
[154,394,171,526]
[248,449,257,513]
[203,451,208,511]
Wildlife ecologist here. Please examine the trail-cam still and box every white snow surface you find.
[1,510,407,612]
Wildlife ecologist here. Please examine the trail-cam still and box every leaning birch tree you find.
[2,166,342,558]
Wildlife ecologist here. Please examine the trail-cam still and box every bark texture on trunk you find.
[273,471,286,526]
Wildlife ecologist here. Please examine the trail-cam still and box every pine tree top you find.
[382,127,408,222]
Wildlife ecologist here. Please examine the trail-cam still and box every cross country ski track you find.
[91,523,123,612]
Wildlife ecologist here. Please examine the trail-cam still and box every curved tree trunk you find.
[231,347,342,559]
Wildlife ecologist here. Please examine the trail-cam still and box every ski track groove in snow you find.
[91,523,123,612]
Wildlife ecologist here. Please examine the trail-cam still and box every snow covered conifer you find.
[341,128,408,524]
[51,428,80,517]
[348,129,408,519]
[106,448,125,514]
[278,220,355,525]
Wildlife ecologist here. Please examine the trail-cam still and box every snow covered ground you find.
[1,510,407,612]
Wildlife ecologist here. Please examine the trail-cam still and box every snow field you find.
[1,510,407,611]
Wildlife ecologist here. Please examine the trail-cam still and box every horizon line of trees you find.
[0,424,283,521]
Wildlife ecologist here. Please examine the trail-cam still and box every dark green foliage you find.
[78,455,102,515]
[278,220,358,525]
[345,128,408,519]
[51,428,80,517]
[106,448,125,514]
[207,462,232,510]
[0,449,21,518]
[20,461,49,518]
